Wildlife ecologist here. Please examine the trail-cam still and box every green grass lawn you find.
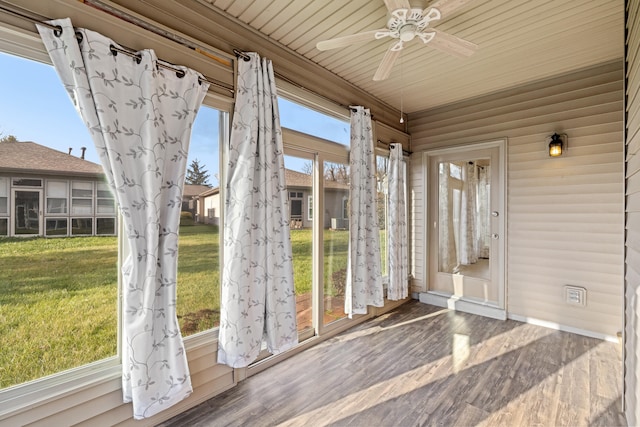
[0,225,354,389]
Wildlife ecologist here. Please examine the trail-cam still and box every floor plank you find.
[159,301,626,427]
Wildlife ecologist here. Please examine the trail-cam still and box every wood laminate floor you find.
[160,301,626,427]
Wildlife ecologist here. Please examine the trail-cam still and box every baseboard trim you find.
[419,292,506,320]
[507,313,619,343]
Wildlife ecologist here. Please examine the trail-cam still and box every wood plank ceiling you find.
[200,0,624,115]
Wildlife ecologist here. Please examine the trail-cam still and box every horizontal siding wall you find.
[625,0,640,424]
[408,61,625,338]
[0,339,234,427]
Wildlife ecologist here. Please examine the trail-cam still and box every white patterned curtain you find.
[387,144,408,300]
[345,106,383,316]
[438,162,456,272]
[218,53,297,368]
[459,162,479,265]
[477,165,491,259]
[38,19,209,419]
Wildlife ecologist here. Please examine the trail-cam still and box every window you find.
[12,178,42,187]
[71,217,93,235]
[376,154,389,276]
[96,182,115,214]
[278,97,349,146]
[284,154,314,336]
[0,52,118,390]
[308,195,313,221]
[323,161,350,325]
[175,105,225,337]
[46,218,68,236]
[96,217,116,235]
[0,177,8,214]
[71,181,93,214]
[46,180,68,214]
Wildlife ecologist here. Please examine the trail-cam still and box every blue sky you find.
[0,52,349,185]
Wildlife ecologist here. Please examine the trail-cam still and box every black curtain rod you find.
[0,4,235,94]
[378,139,412,156]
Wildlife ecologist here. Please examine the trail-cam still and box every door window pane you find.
[14,190,40,235]
[323,161,349,325]
[438,160,491,279]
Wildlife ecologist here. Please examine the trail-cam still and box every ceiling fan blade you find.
[383,0,411,13]
[316,29,387,51]
[425,0,477,18]
[427,28,477,57]
[373,45,401,81]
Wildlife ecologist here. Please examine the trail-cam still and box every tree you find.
[0,133,18,143]
[301,161,313,175]
[324,163,349,184]
[185,159,211,186]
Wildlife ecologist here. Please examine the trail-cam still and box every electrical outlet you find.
[564,285,586,307]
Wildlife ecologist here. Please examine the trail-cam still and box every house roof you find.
[184,184,213,197]
[0,141,104,177]
[285,168,349,190]
[198,187,220,197]
[198,169,348,199]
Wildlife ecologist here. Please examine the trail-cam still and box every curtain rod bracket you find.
[233,49,251,62]
[378,139,412,156]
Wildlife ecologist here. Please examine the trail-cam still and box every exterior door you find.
[424,140,506,318]
[12,189,42,236]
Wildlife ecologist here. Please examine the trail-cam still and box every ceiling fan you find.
[316,0,478,81]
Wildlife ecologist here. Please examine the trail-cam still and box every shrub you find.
[180,211,195,226]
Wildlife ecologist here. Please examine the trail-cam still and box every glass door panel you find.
[323,161,349,326]
[283,155,314,337]
[14,190,41,236]
[429,146,503,308]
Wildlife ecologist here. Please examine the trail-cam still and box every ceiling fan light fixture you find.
[399,25,417,42]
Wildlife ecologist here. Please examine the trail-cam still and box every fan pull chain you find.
[399,51,405,124]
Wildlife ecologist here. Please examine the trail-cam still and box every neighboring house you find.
[195,169,349,229]
[195,186,220,225]
[182,183,212,221]
[0,141,117,237]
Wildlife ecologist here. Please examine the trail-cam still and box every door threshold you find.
[419,292,506,320]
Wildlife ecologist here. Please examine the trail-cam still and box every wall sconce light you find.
[548,133,566,157]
